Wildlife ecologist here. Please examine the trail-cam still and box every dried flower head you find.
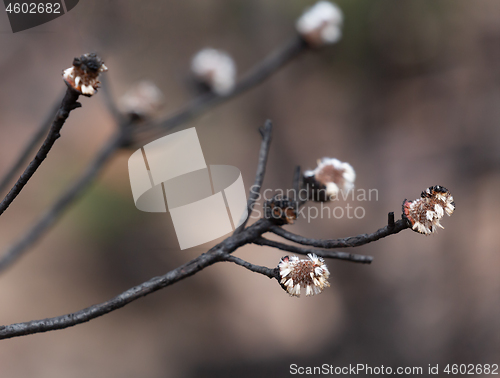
[264,196,298,224]
[296,1,343,46]
[62,53,108,97]
[119,81,164,120]
[304,157,355,201]
[191,48,236,96]
[403,185,455,235]
[278,254,330,297]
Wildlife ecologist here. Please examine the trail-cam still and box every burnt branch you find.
[254,237,374,264]
[0,95,63,195]
[235,119,273,233]
[0,250,222,340]
[0,117,431,340]
[0,87,81,217]
[269,214,410,249]
[99,75,125,125]
[0,218,275,340]
[292,165,302,198]
[221,253,279,280]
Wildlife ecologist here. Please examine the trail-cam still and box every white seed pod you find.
[296,1,343,46]
[304,157,355,201]
[119,81,164,120]
[191,48,236,96]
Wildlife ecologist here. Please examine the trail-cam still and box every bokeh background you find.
[0,1,499,377]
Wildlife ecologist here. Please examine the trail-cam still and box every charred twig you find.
[234,120,273,233]
[254,237,374,264]
[0,87,81,217]
[99,75,125,125]
[0,249,222,339]
[0,217,275,340]
[0,95,63,195]
[269,216,410,249]
[292,165,302,198]
[221,253,278,280]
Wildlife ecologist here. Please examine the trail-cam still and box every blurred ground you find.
[0,1,499,377]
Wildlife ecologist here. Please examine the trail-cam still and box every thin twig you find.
[0,250,222,339]
[221,253,278,280]
[0,133,124,273]
[0,87,81,217]
[234,120,273,233]
[269,216,410,249]
[253,237,374,264]
[99,75,125,125]
[0,95,63,194]
[292,165,301,200]
[131,36,307,146]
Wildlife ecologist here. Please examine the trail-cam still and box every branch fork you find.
[0,120,411,340]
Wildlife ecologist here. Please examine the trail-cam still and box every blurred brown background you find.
[0,0,499,377]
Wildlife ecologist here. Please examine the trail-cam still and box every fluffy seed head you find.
[191,48,236,95]
[403,185,455,235]
[278,254,330,297]
[119,81,164,120]
[304,157,355,201]
[296,1,343,46]
[62,53,108,97]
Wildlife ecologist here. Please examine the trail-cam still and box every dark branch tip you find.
[388,212,395,228]
[263,119,273,133]
[259,119,273,138]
